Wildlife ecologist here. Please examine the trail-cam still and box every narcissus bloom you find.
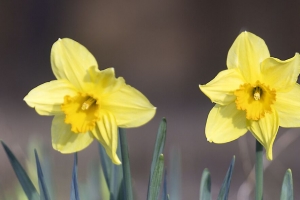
[200,32,300,160]
[24,38,156,164]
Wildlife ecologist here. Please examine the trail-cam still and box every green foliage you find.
[280,169,293,200]
[199,168,211,200]
[217,156,235,200]
[1,141,39,200]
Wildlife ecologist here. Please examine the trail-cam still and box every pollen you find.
[234,81,276,120]
[61,93,100,133]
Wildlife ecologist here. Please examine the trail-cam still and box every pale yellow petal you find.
[227,31,270,84]
[248,110,279,160]
[92,110,121,165]
[206,102,248,143]
[274,84,300,127]
[261,53,300,92]
[101,84,156,128]
[199,68,244,105]
[24,80,78,115]
[51,115,94,153]
[86,67,125,97]
[51,38,98,90]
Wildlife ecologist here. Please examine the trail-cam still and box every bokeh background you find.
[1,1,300,199]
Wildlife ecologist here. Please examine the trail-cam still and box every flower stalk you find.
[255,140,263,200]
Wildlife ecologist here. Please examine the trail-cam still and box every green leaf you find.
[147,118,167,199]
[217,156,235,200]
[199,168,211,200]
[70,153,80,200]
[162,168,169,200]
[1,140,39,200]
[98,136,123,200]
[34,150,50,200]
[150,118,167,176]
[147,154,164,200]
[119,128,133,200]
[280,169,293,200]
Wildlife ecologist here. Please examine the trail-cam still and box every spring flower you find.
[24,38,156,164]
[199,32,300,160]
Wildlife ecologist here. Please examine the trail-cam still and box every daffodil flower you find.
[24,38,156,164]
[199,32,300,160]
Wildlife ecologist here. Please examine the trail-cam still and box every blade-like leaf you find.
[199,168,211,200]
[70,153,80,200]
[217,156,235,200]
[1,141,39,200]
[148,154,164,200]
[280,169,293,200]
[169,148,181,200]
[147,118,167,198]
[34,149,50,200]
[150,118,167,176]
[119,128,133,200]
[162,168,169,200]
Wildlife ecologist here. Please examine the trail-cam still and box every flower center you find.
[234,81,276,120]
[61,93,100,133]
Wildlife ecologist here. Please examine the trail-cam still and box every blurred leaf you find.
[162,168,169,200]
[280,169,293,200]
[199,168,211,200]
[70,153,80,200]
[147,118,167,199]
[217,156,235,200]
[150,118,167,176]
[34,150,50,200]
[148,154,164,200]
[169,148,181,200]
[119,128,133,200]
[1,141,39,200]
[98,130,124,200]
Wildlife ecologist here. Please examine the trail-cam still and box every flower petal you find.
[92,110,121,165]
[51,38,98,90]
[248,109,279,160]
[206,102,248,143]
[24,80,78,115]
[86,67,125,97]
[227,32,270,84]
[199,68,244,105]
[261,53,300,92]
[101,84,156,128]
[274,84,300,127]
[51,115,94,153]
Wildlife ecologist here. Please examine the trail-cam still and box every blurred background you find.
[1,1,300,199]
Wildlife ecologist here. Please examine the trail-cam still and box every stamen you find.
[81,97,96,110]
[253,87,261,100]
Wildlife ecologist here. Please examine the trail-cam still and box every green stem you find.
[119,128,133,200]
[255,140,263,200]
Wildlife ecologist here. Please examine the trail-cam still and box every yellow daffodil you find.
[24,38,156,164]
[199,32,300,160]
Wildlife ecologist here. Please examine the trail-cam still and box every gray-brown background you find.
[1,1,300,199]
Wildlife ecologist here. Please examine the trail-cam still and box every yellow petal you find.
[227,31,270,84]
[87,67,125,97]
[51,115,94,153]
[101,84,156,128]
[51,38,98,90]
[92,110,121,165]
[199,68,244,105]
[24,80,78,115]
[248,109,279,160]
[261,53,300,92]
[206,102,247,143]
[274,84,300,127]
